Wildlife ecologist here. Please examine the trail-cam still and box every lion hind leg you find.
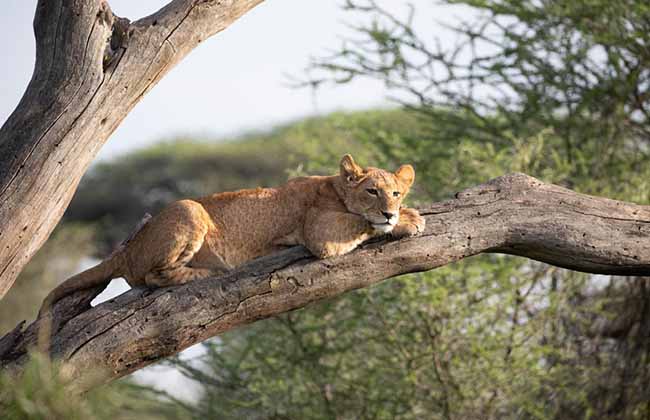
[144,237,213,287]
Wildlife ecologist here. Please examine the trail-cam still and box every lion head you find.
[336,154,415,233]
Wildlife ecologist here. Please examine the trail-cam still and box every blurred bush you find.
[0,354,186,420]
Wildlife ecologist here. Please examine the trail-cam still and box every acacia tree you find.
[2,0,650,396]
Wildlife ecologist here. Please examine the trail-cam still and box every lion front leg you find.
[303,209,373,258]
[391,207,426,239]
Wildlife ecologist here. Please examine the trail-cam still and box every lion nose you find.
[382,211,396,221]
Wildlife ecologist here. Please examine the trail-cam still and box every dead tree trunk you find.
[0,0,264,298]
[1,173,649,392]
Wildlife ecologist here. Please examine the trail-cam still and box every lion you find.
[39,154,425,315]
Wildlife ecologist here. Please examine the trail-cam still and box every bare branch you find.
[2,173,649,392]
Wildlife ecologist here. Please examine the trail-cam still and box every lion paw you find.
[391,208,425,239]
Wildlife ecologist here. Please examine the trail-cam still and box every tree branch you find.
[2,173,649,392]
[0,0,264,298]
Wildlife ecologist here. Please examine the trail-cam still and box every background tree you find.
[307,0,650,195]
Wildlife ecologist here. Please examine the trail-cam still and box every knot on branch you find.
[103,15,131,71]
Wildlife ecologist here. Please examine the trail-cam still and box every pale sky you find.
[0,1,473,161]
[0,1,388,160]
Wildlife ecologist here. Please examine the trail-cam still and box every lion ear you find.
[395,164,415,188]
[340,154,363,183]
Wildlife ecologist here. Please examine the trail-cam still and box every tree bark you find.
[1,173,649,392]
[0,0,264,298]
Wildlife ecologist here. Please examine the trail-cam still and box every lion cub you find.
[39,154,425,314]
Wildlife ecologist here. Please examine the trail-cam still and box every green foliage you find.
[310,0,650,178]
[0,354,185,420]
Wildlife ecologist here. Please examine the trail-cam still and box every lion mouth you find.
[371,222,395,234]
[369,219,397,227]
[365,214,397,227]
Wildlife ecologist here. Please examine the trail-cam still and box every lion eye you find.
[393,191,401,197]
[366,188,378,196]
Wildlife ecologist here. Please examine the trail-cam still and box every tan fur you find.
[39,154,425,315]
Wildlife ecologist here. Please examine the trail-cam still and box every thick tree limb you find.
[1,173,650,392]
[0,0,264,298]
